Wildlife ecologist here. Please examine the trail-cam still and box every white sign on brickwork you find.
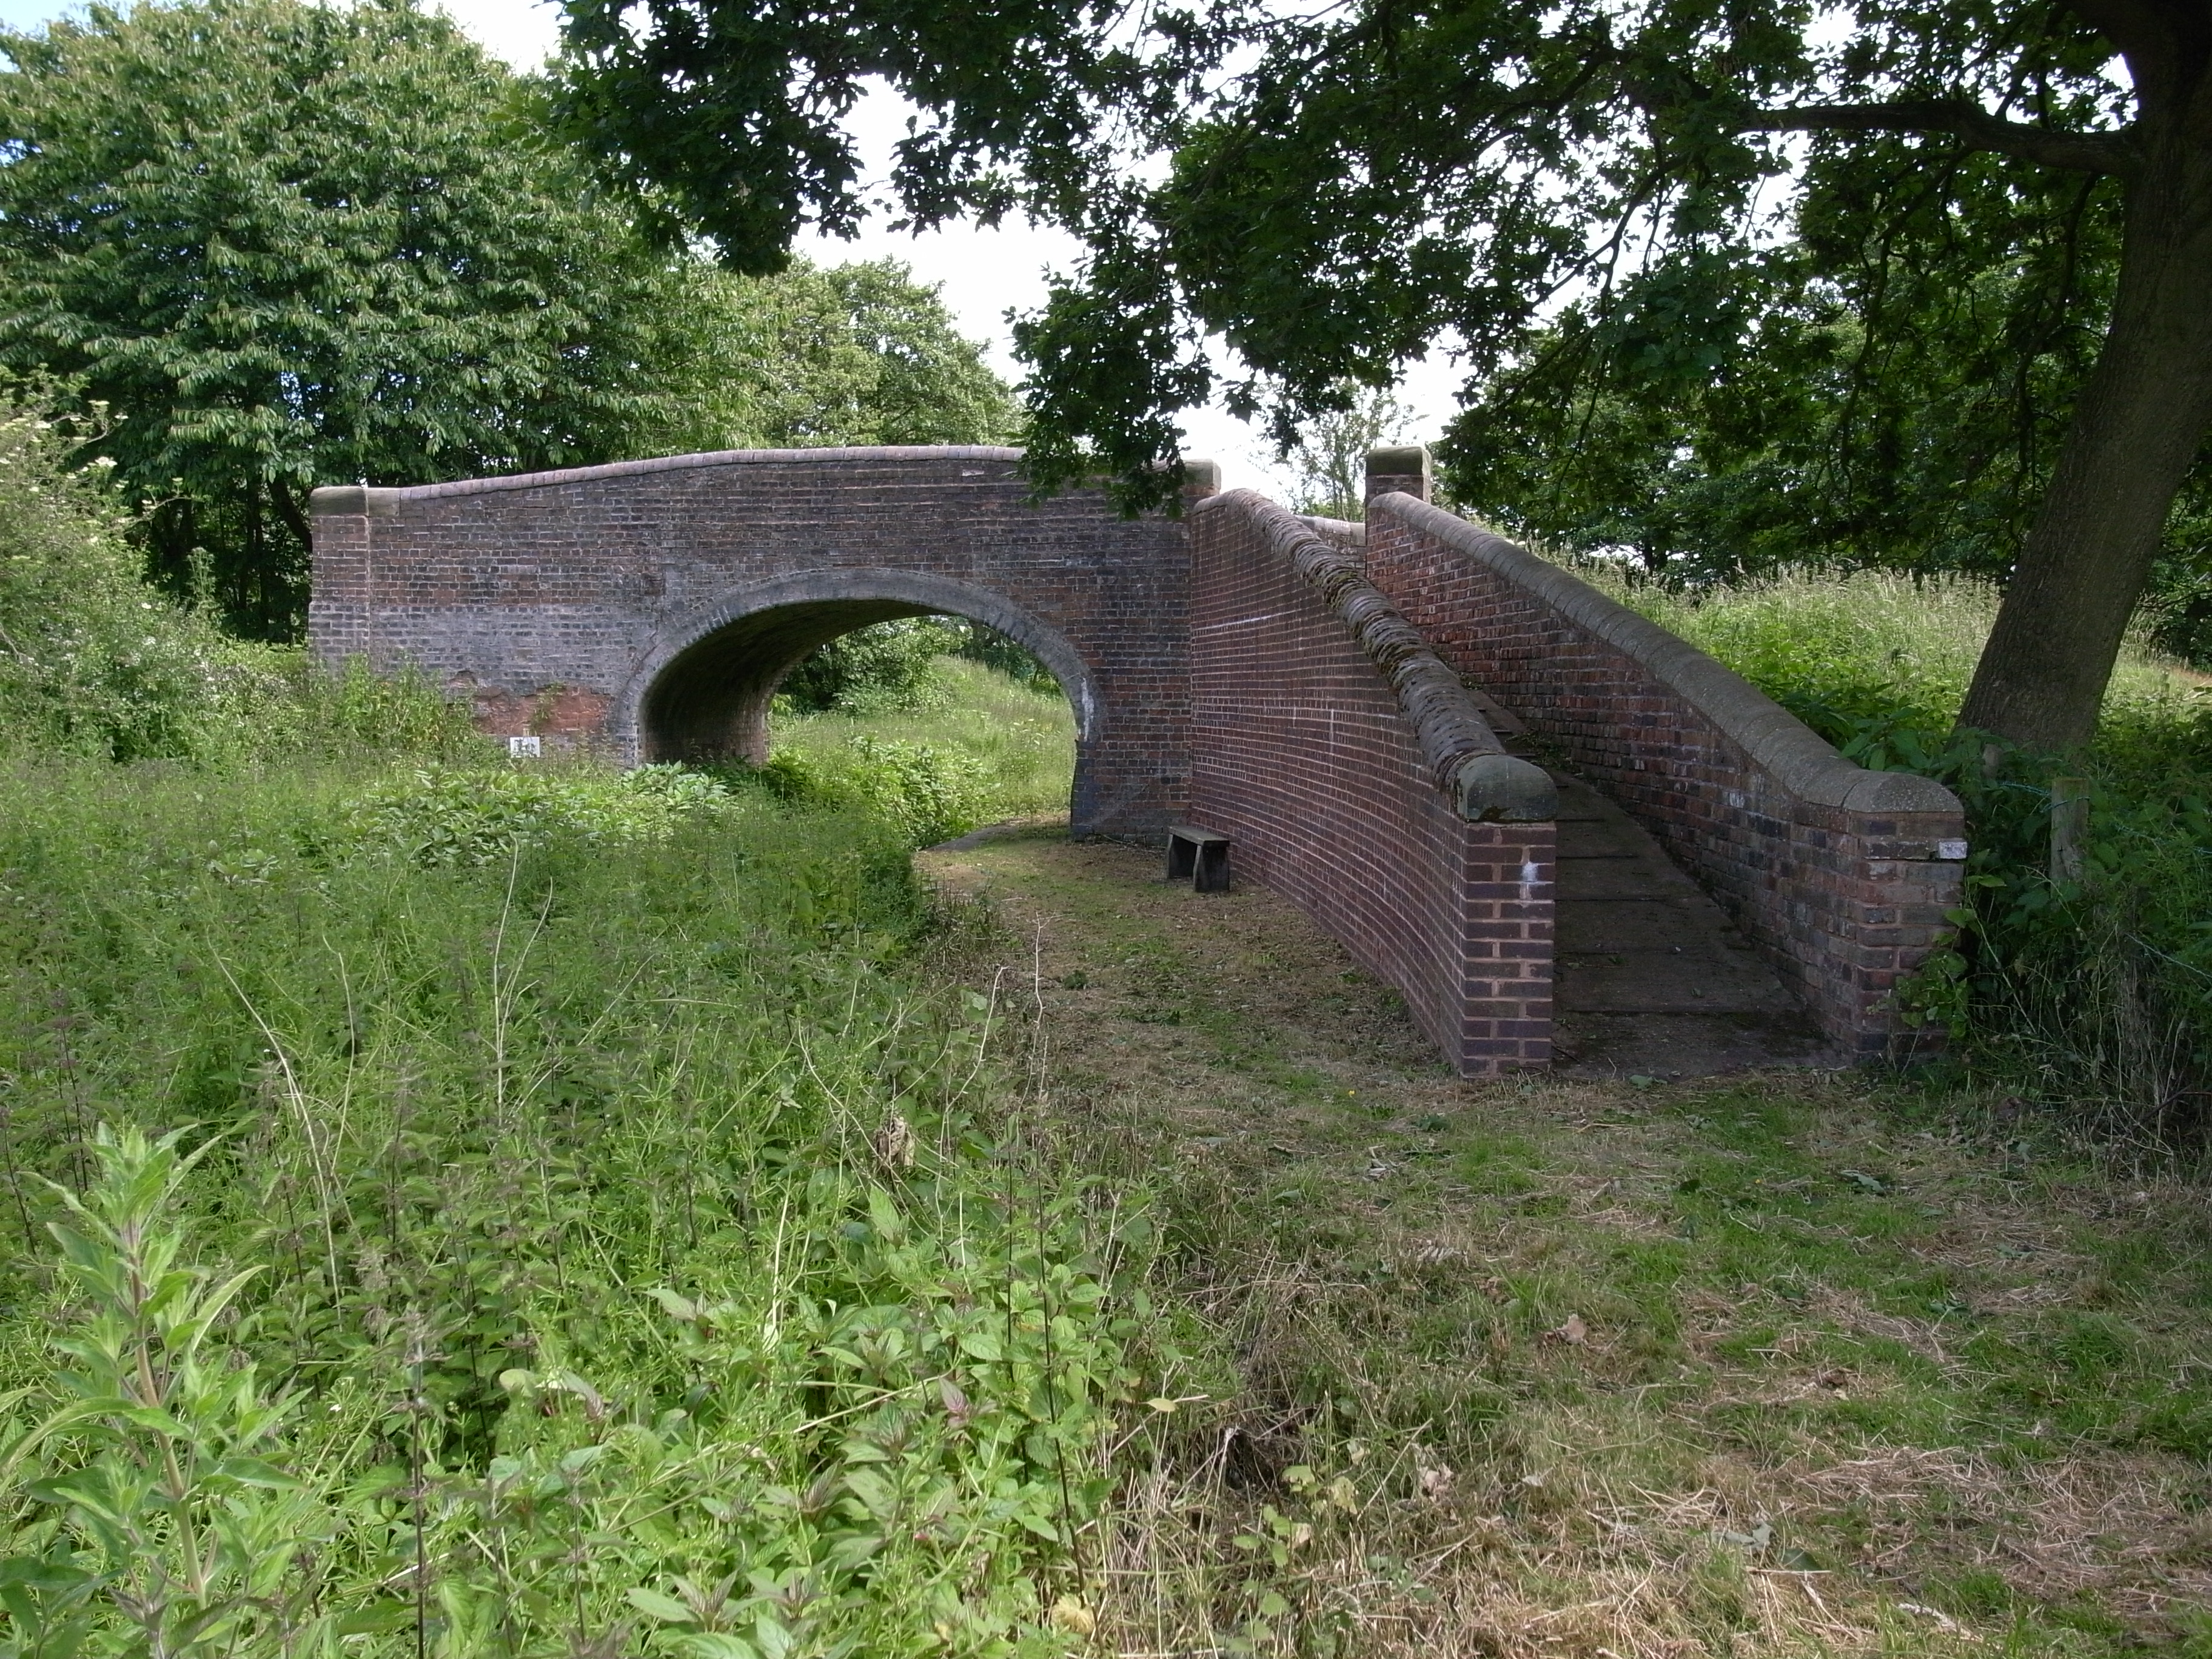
[508,735,542,759]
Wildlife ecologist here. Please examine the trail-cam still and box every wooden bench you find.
[1164,823,1231,893]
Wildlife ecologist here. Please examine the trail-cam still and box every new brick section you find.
[1362,492,1967,1057]
[1188,492,1557,1076]
[309,446,1198,839]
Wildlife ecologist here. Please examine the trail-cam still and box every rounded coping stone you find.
[1199,489,1558,823]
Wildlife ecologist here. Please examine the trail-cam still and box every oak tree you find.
[558,0,2211,751]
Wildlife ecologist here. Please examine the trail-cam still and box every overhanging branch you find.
[1740,99,2138,175]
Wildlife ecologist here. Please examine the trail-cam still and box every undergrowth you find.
[0,406,482,766]
[0,759,1152,1656]
[756,659,1078,845]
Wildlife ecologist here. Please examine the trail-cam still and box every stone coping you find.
[307,446,1031,515]
[307,447,1228,517]
[1195,491,1557,823]
[1371,494,1962,817]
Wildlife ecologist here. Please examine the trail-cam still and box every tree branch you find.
[269,476,315,551]
[1740,99,2139,175]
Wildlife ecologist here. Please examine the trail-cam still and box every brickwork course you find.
[309,447,1199,839]
[310,441,1967,1074]
[1186,488,1557,1073]
[1360,485,1966,1059]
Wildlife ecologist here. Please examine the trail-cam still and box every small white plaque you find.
[1937,839,1968,860]
[508,735,542,758]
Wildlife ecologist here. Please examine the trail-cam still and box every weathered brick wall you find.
[1362,491,1967,1056]
[309,446,1199,838]
[1188,491,1557,1075]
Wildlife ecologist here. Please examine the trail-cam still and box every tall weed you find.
[0,759,1158,1655]
[759,660,1078,845]
[0,405,479,766]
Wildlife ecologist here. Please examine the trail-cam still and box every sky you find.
[0,0,1469,496]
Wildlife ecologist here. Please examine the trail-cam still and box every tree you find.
[725,259,1020,447]
[0,1,1015,640]
[1280,382,1412,522]
[557,0,2212,753]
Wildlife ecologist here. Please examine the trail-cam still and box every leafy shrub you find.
[0,406,478,765]
[780,620,1061,716]
[341,761,740,865]
[943,619,1060,696]
[0,406,261,760]
[763,659,1076,842]
[748,736,996,847]
[777,619,957,714]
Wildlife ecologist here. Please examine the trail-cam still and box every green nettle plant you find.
[2,1126,332,1657]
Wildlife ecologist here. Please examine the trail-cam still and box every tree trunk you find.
[1958,99,2212,752]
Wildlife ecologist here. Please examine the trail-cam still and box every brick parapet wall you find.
[1362,493,1967,1056]
[309,447,1196,839]
[1188,492,1556,1076]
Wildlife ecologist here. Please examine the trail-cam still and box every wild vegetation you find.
[0,394,1130,1656]
[2,0,2210,1651]
[923,828,2212,1659]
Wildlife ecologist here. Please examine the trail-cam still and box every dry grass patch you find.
[922,832,2212,1658]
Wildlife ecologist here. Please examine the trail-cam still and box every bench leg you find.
[1165,836,1196,882]
[1193,840,1229,893]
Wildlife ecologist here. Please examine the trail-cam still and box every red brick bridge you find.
[310,445,1965,1078]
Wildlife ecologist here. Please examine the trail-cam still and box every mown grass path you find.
[922,827,2212,1659]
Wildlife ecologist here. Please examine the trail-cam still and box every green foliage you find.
[340,762,743,865]
[0,756,1154,1655]
[753,738,997,850]
[0,406,478,764]
[943,625,1059,698]
[1277,383,1411,523]
[739,262,1020,449]
[0,0,694,637]
[7,1126,335,1657]
[777,620,962,716]
[555,0,2152,516]
[781,620,1060,720]
[761,658,1077,846]
[1442,171,2144,590]
[0,0,1017,640]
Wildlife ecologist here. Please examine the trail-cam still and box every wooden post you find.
[2049,776,2089,883]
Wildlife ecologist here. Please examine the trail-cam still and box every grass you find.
[923,830,2212,1659]
[1603,568,2206,729]
[2,572,2208,1658]
[0,754,1144,1657]
[1561,563,2212,1143]
[768,657,1079,836]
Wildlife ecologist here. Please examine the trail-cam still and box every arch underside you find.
[644,598,940,763]
[636,573,1098,773]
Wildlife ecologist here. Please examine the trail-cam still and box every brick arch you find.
[307,446,1196,838]
[617,568,1099,772]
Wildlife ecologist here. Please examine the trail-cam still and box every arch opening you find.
[634,574,1099,793]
